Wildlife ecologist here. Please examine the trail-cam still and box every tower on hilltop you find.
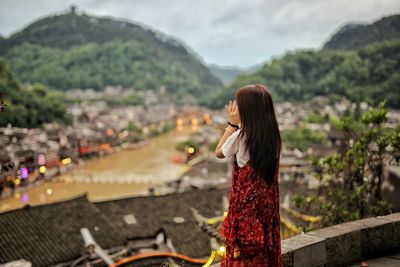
[70,4,78,15]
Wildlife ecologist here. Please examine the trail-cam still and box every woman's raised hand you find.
[225,100,240,125]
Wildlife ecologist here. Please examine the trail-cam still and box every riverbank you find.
[0,127,192,213]
[0,139,151,199]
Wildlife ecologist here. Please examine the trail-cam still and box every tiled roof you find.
[0,182,319,266]
[95,186,230,258]
[0,187,230,266]
[0,194,125,267]
[163,221,215,258]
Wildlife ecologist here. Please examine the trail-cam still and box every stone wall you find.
[211,212,400,267]
[382,165,400,212]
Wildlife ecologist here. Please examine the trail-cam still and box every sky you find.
[0,0,399,68]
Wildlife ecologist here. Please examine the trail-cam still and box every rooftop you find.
[0,186,230,266]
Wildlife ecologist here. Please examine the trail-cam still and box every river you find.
[0,127,192,213]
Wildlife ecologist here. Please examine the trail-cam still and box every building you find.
[0,186,230,266]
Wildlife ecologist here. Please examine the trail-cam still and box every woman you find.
[215,84,283,266]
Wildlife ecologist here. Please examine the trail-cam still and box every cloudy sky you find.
[0,0,399,67]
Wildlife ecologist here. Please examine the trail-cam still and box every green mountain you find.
[324,14,400,50]
[0,59,72,128]
[0,7,222,103]
[208,14,400,109]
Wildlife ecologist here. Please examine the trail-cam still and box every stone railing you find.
[210,212,400,267]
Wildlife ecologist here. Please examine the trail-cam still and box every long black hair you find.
[236,84,282,183]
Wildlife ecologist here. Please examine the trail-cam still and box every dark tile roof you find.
[95,186,230,258]
[0,187,230,266]
[0,194,125,267]
[163,222,215,258]
[0,206,76,266]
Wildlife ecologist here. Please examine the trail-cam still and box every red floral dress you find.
[219,156,282,267]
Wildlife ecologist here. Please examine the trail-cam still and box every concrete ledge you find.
[285,212,400,267]
[210,212,400,267]
[350,217,397,258]
[281,233,325,267]
[378,213,400,248]
[306,221,363,267]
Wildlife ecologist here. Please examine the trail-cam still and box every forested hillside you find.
[0,59,72,128]
[0,8,222,103]
[207,13,400,109]
[209,40,400,109]
[324,14,400,50]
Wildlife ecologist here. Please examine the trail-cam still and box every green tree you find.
[209,40,400,109]
[293,101,399,227]
[0,59,72,128]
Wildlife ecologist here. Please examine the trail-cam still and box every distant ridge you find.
[208,13,400,109]
[0,6,222,103]
[323,14,400,50]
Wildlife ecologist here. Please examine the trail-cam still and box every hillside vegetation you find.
[323,14,400,50]
[0,9,222,103]
[208,14,400,109]
[0,59,72,128]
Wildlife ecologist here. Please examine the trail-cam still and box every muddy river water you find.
[0,127,193,212]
